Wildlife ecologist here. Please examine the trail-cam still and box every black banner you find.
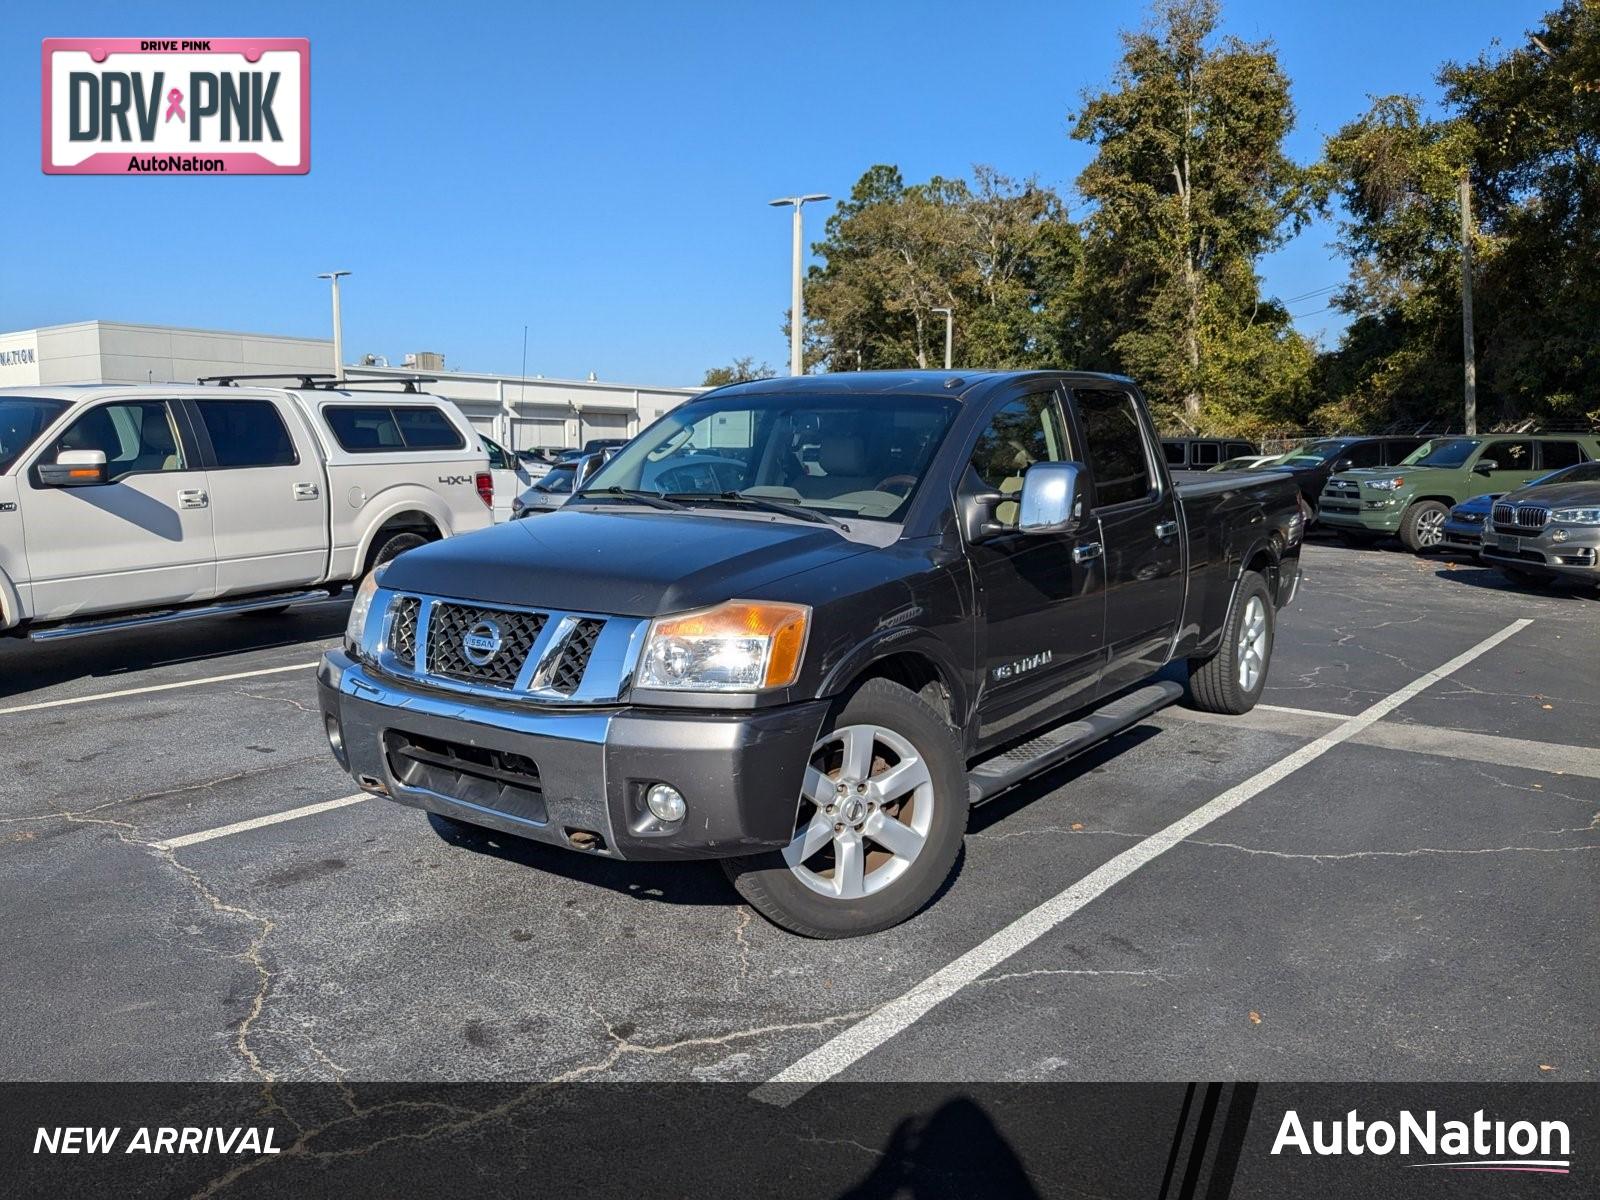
[3,1083,1591,1198]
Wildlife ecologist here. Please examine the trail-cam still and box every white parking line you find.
[753,617,1534,1101]
[1258,702,1347,719]
[0,661,319,716]
[153,794,368,850]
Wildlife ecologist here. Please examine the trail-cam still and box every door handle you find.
[1155,519,1179,539]
[1072,541,1103,564]
[293,482,320,500]
[178,489,208,510]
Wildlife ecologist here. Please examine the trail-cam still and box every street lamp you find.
[931,306,954,371]
[316,271,351,381]
[769,194,829,376]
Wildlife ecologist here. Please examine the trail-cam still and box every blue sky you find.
[1,0,1551,386]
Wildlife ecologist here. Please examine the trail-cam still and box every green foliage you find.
[1318,0,1600,430]
[702,357,777,387]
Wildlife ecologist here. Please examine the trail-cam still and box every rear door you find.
[186,396,328,594]
[19,398,216,619]
[966,386,1106,746]
[1475,438,1539,492]
[1536,439,1589,471]
[1067,385,1184,697]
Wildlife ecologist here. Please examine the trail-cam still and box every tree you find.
[1317,1,1600,430]
[701,357,776,387]
[803,165,1084,373]
[1071,0,1314,433]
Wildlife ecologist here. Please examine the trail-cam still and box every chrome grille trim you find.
[370,590,648,705]
[1493,503,1550,531]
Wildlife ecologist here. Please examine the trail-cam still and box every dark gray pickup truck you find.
[319,371,1305,936]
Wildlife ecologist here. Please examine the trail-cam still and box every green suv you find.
[1318,434,1600,552]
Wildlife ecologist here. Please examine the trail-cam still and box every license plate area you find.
[383,730,548,825]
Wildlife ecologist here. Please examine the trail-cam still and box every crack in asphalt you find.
[1186,838,1598,862]
[974,967,1179,989]
[0,757,322,829]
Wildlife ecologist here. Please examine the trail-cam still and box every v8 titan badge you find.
[42,38,310,175]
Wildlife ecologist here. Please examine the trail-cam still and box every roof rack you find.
[197,372,339,387]
[196,372,439,394]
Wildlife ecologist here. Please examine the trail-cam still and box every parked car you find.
[1161,437,1257,471]
[515,448,558,479]
[555,438,629,465]
[511,462,578,515]
[1480,460,1600,589]
[1318,434,1600,552]
[1440,492,1501,553]
[1209,455,1276,472]
[480,435,533,523]
[320,370,1304,937]
[0,379,491,640]
[1259,436,1429,515]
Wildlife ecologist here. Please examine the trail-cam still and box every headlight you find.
[345,568,385,652]
[637,600,810,691]
[1548,507,1600,525]
[1363,477,1404,491]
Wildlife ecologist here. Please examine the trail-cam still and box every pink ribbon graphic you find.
[164,88,185,123]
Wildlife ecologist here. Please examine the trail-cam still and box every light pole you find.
[316,271,351,380]
[931,306,954,370]
[769,194,829,375]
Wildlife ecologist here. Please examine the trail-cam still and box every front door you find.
[20,398,216,620]
[967,388,1106,748]
[1068,386,1184,696]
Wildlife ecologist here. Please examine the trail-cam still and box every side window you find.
[1074,389,1156,508]
[481,437,510,470]
[393,406,466,451]
[1162,442,1187,467]
[46,401,185,483]
[1481,440,1535,472]
[1192,442,1220,467]
[1226,441,1253,458]
[1343,441,1383,469]
[194,400,297,468]
[1538,440,1585,469]
[969,392,1072,528]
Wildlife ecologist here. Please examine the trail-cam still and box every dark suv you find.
[1260,436,1429,514]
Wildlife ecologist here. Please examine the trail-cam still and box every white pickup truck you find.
[0,376,492,640]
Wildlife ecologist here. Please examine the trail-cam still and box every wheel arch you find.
[819,634,969,732]
[355,507,446,578]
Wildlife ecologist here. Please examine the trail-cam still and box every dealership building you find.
[0,320,702,450]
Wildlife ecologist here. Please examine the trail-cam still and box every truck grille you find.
[549,618,604,695]
[1493,503,1548,531]
[389,597,421,668]
[426,602,547,687]
[1320,479,1360,514]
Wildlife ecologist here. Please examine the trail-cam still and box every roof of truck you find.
[699,369,1137,401]
[0,383,450,405]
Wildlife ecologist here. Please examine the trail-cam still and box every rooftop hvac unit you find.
[405,351,446,372]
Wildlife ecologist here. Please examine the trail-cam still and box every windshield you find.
[580,392,961,522]
[1401,438,1480,468]
[533,465,576,493]
[0,397,70,475]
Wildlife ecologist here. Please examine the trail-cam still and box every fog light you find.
[645,783,686,823]
[1551,527,1568,543]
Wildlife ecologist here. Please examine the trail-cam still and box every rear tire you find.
[1186,570,1274,715]
[721,679,967,939]
[366,530,429,577]
[1399,500,1450,553]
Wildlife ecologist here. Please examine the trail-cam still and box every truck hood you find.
[379,507,874,617]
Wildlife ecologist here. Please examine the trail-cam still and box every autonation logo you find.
[1273,1108,1571,1175]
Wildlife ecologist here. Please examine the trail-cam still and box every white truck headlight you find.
[637,600,810,692]
[1548,507,1600,525]
[346,569,385,651]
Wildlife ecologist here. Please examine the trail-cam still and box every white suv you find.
[0,377,492,639]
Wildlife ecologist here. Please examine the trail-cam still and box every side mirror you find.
[573,451,606,489]
[1018,462,1084,535]
[1473,459,1498,476]
[1333,458,1353,473]
[39,449,109,487]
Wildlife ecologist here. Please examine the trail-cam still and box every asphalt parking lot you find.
[1,538,1595,1086]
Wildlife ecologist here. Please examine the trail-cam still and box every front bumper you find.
[1440,518,1484,551]
[1316,496,1406,532]
[1480,525,1600,579]
[317,652,828,860]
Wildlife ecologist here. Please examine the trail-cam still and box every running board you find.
[967,680,1185,803]
[26,589,340,642]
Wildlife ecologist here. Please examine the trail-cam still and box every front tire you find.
[1187,570,1274,715]
[1399,500,1450,553]
[721,679,968,938]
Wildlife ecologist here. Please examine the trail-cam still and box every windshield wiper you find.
[584,486,688,512]
[667,491,848,529]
